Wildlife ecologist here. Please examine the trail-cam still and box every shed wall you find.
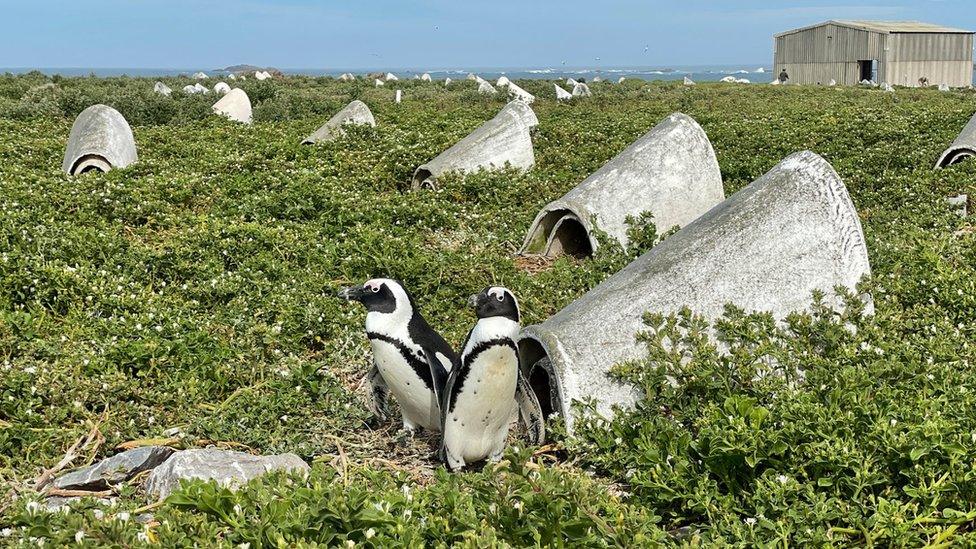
[775,23,974,86]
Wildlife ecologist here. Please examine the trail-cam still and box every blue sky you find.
[2,0,974,69]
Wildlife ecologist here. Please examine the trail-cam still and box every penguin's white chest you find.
[370,339,439,431]
[444,345,519,462]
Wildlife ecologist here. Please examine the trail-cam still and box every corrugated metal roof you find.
[776,20,973,37]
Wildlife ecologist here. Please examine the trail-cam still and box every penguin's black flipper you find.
[515,369,546,445]
[366,364,391,422]
[423,348,449,405]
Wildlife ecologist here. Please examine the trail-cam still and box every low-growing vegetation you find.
[1,72,975,545]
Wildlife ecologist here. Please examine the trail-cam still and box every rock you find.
[720,76,736,83]
[145,449,309,500]
[618,77,626,84]
[395,89,402,103]
[566,78,578,87]
[62,105,138,175]
[828,79,837,86]
[948,195,968,217]
[881,82,894,92]
[53,446,175,491]
[939,83,950,92]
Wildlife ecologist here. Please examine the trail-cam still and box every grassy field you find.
[1,72,976,546]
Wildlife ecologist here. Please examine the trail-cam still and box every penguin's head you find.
[338,278,409,314]
[468,286,520,322]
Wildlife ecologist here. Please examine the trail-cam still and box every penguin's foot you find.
[394,426,418,444]
[488,448,506,463]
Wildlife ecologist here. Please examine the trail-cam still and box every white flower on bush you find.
[75,531,85,543]
[776,474,789,484]
[365,528,376,539]
[744,517,757,526]
[25,501,40,514]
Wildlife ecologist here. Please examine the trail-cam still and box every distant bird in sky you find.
[644,45,649,53]
[434,25,439,30]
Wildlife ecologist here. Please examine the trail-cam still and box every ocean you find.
[1,65,778,83]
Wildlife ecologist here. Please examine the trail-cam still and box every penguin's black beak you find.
[467,294,481,308]
[338,286,368,302]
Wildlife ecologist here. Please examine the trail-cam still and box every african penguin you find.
[439,286,543,470]
[339,279,457,433]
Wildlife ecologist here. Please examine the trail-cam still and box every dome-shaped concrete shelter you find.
[412,100,538,190]
[518,151,872,433]
[520,113,724,258]
[62,105,138,175]
[302,100,376,144]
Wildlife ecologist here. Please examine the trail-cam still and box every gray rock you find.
[948,194,968,217]
[520,113,725,257]
[145,449,309,500]
[54,446,175,490]
[518,151,872,433]
[62,105,138,175]
[212,88,252,124]
[302,100,376,144]
[412,100,538,189]
[936,112,976,167]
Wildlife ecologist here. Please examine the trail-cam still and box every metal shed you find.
[773,20,974,87]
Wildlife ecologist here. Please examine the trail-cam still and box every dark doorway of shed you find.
[858,60,878,82]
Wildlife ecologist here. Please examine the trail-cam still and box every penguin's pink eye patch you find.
[487,287,507,301]
[364,280,383,293]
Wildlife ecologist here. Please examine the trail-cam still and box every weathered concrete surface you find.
[507,82,535,103]
[497,76,511,87]
[62,105,138,175]
[339,73,356,81]
[936,112,976,168]
[554,84,572,101]
[385,72,398,81]
[421,73,432,82]
[684,76,695,86]
[255,70,271,80]
[478,81,497,95]
[213,82,231,95]
[302,100,376,144]
[572,82,592,97]
[375,79,385,87]
[395,89,402,103]
[212,88,252,124]
[412,100,538,189]
[518,151,872,432]
[444,77,453,87]
[193,72,208,79]
[566,78,578,87]
[145,449,309,500]
[521,113,724,257]
[617,77,626,84]
[153,81,172,96]
[53,447,174,490]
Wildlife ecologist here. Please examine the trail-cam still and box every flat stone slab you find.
[145,449,309,499]
[54,446,174,491]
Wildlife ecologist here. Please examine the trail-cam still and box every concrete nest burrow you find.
[936,112,976,168]
[517,150,872,434]
[62,105,138,176]
[520,113,725,258]
[410,100,539,190]
[302,100,376,144]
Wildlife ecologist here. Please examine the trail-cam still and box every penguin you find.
[439,286,545,470]
[339,279,457,434]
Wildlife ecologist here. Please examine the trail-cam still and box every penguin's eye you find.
[496,293,505,302]
[371,285,380,293]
